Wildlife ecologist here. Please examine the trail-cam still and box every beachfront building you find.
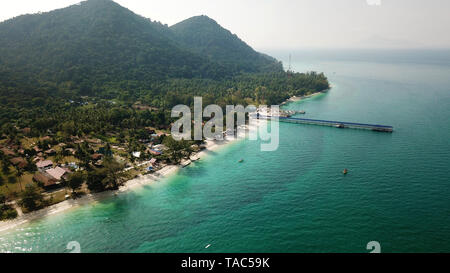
[92,154,103,161]
[36,160,54,171]
[0,147,15,156]
[45,149,56,156]
[45,167,70,181]
[150,158,157,166]
[10,157,28,169]
[33,172,58,190]
[149,149,162,156]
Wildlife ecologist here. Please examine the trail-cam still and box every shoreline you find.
[0,137,241,233]
[0,94,312,233]
[280,91,325,106]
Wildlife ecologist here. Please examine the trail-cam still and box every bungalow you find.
[65,148,76,155]
[0,147,15,156]
[33,146,43,153]
[45,149,56,155]
[10,157,28,169]
[92,153,103,160]
[41,136,52,141]
[190,144,200,152]
[86,139,102,144]
[36,160,54,170]
[149,149,162,156]
[33,157,44,163]
[22,128,31,135]
[149,158,157,166]
[94,160,103,167]
[153,144,167,151]
[33,172,58,189]
[46,167,69,181]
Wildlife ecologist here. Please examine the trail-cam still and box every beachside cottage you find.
[46,167,69,181]
[45,149,56,156]
[33,172,58,189]
[92,153,103,160]
[10,157,28,169]
[150,158,157,166]
[149,149,162,156]
[0,147,15,156]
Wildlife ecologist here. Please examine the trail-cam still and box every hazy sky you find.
[1,0,449,50]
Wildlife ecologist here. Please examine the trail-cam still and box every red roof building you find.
[36,160,54,169]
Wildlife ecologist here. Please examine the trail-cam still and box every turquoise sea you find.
[1,49,449,253]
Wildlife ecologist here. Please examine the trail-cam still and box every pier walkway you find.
[261,116,394,132]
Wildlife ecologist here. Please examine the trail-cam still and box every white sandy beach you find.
[0,136,242,233]
[281,91,325,105]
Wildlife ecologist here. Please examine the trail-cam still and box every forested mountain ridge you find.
[0,0,329,215]
[170,15,283,73]
[0,0,282,97]
[0,0,231,92]
[0,0,329,131]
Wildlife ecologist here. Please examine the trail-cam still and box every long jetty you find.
[261,115,394,132]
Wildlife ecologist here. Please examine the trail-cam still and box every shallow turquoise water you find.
[1,49,449,253]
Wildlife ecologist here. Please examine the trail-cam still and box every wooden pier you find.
[261,116,394,132]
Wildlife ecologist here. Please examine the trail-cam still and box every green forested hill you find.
[0,0,329,134]
[0,0,232,92]
[0,0,281,96]
[170,15,282,73]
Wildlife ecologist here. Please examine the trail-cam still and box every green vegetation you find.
[66,172,84,195]
[19,184,45,213]
[0,0,329,218]
[170,15,283,73]
[86,158,126,192]
[0,192,17,220]
[163,138,194,164]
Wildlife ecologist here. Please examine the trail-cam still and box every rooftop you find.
[46,167,67,181]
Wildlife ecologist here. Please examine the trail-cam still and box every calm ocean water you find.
[1,49,449,253]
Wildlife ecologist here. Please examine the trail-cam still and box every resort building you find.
[0,147,15,156]
[36,160,54,170]
[45,167,69,181]
[33,172,58,189]
[150,158,157,166]
[9,157,28,169]
[92,154,103,161]
[149,149,162,156]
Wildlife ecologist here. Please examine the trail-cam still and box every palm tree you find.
[102,158,125,190]
[15,166,24,192]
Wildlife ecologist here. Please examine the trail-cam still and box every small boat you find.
[336,123,345,129]
[298,111,306,114]
[343,169,348,175]
[238,159,244,163]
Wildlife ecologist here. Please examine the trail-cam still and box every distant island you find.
[0,0,329,221]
